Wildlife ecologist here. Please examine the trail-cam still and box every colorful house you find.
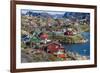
[64,28,77,36]
[47,43,65,53]
[39,33,50,44]
[56,48,66,59]
[30,36,41,48]
[21,34,30,43]
[39,33,48,40]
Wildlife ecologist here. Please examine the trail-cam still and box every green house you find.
[30,36,41,48]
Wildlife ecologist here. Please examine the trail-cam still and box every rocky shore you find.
[21,48,89,63]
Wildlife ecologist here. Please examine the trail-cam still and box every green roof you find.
[31,36,40,43]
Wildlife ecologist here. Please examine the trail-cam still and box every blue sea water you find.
[62,32,90,56]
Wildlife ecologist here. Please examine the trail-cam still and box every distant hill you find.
[23,11,64,18]
[63,12,90,20]
[22,11,90,22]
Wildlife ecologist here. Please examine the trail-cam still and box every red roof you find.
[47,43,60,52]
[40,33,48,39]
[64,31,73,35]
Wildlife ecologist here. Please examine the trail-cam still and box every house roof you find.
[47,42,64,52]
[40,33,48,39]
[31,36,40,43]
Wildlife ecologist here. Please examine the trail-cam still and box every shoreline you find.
[60,38,88,44]
[21,48,90,63]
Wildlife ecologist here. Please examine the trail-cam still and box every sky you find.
[21,9,66,15]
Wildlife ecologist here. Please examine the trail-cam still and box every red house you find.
[64,31,73,35]
[47,43,65,53]
[39,33,48,40]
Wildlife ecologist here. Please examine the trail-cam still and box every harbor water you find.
[62,32,90,56]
